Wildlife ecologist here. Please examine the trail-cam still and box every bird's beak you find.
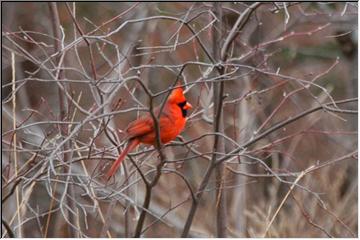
[184,102,192,110]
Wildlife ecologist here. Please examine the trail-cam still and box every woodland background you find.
[1,2,358,238]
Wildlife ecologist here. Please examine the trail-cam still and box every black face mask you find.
[177,101,188,117]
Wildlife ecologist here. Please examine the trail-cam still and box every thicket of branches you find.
[2,2,358,237]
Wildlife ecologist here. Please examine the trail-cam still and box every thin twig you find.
[263,165,316,237]
[11,51,22,238]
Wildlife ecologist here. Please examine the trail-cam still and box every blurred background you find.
[2,2,358,237]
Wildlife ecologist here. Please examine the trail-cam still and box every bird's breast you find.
[139,108,186,145]
[160,113,185,143]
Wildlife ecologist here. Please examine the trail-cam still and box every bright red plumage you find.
[106,87,192,179]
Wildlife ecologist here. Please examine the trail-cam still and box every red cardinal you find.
[106,87,192,179]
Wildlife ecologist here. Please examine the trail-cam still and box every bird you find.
[106,86,192,179]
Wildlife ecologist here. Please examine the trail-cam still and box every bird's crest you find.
[168,85,186,103]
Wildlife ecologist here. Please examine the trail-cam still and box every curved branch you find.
[216,98,358,165]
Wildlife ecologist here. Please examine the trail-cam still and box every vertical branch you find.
[65,2,98,81]
[133,183,152,237]
[231,76,251,235]
[181,164,215,237]
[49,3,68,120]
[48,2,75,237]
[182,3,260,237]
[43,179,58,237]
[133,90,167,237]
[133,69,187,237]
[224,4,261,231]
[133,166,166,238]
[212,2,227,237]
[12,52,22,237]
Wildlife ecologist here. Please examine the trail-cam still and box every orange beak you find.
[184,102,192,110]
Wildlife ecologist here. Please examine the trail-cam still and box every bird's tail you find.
[106,139,140,180]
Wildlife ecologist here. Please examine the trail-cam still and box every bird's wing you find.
[126,117,154,139]
[126,112,174,136]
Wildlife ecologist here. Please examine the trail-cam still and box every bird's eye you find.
[177,101,188,117]
[177,101,187,108]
